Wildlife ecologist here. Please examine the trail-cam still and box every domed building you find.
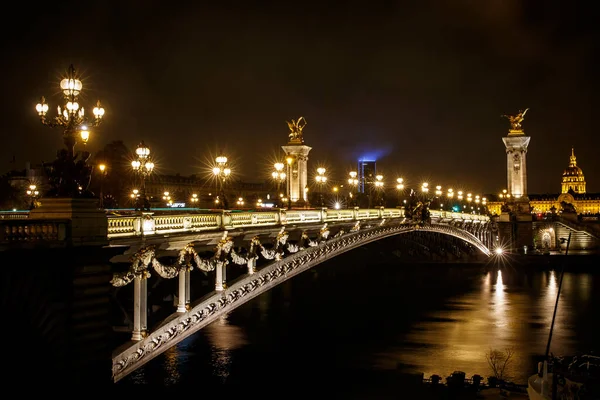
[487,148,600,216]
[561,148,586,194]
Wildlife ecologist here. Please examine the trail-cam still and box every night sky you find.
[1,1,599,195]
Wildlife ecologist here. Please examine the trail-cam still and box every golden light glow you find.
[79,127,90,143]
[98,164,106,173]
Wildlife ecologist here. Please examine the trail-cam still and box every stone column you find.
[141,277,148,336]
[247,257,256,274]
[282,143,312,204]
[502,132,531,199]
[177,270,187,312]
[215,262,225,291]
[185,269,191,309]
[132,276,143,341]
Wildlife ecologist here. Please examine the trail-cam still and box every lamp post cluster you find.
[347,171,359,207]
[272,162,287,207]
[26,184,39,209]
[212,155,231,209]
[98,164,107,208]
[131,141,155,211]
[315,167,327,207]
[35,64,105,198]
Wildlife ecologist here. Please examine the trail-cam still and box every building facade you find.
[487,148,600,216]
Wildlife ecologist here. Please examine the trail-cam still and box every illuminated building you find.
[357,159,376,193]
[488,148,600,216]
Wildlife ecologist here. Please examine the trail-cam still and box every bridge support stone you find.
[215,263,226,291]
[1,245,123,387]
[247,258,256,274]
[177,270,187,312]
[185,269,191,309]
[132,276,148,341]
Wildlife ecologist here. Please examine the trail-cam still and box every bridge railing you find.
[0,207,490,243]
[0,219,68,243]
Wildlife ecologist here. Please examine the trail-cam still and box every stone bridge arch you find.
[112,220,491,382]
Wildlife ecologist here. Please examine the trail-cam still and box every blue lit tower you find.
[357,159,376,193]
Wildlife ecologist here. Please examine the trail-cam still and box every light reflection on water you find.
[120,260,598,388]
[389,268,581,384]
[203,314,249,383]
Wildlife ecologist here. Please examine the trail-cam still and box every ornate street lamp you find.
[315,167,327,207]
[35,64,105,198]
[190,193,199,207]
[348,171,359,208]
[213,154,231,209]
[98,164,107,208]
[26,184,39,209]
[374,174,384,206]
[131,141,155,211]
[396,177,405,207]
[162,191,172,207]
[272,162,287,208]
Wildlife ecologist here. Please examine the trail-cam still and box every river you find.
[117,243,599,394]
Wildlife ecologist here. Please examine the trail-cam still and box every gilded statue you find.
[501,108,529,132]
[287,116,307,141]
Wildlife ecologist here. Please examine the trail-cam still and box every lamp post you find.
[272,162,287,208]
[315,167,327,207]
[131,141,155,211]
[162,191,172,207]
[348,171,358,208]
[374,174,384,206]
[190,193,199,207]
[396,177,405,207]
[212,155,231,209]
[26,184,39,209]
[35,64,105,198]
[98,164,106,208]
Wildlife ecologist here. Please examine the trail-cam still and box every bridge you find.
[0,205,493,384]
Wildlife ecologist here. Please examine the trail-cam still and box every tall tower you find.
[499,108,533,253]
[281,117,312,204]
[357,160,376,193]
[501,108,531,199]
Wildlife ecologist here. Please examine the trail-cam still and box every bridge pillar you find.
[177,270,187,312]
[131,276,147,341]
[0,245,123,387]
[215,262,226,291]
[281,143,312,204]
[498,210,533,253]
[247,257,256,274]
[185,269,191,309]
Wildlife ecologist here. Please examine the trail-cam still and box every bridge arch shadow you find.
[112,221,490,382]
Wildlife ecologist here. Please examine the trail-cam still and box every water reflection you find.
[394,268,584,383]
[204,314,248,383]
[493,270,506,329]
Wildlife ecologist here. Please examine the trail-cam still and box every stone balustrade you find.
[0,207,489,243]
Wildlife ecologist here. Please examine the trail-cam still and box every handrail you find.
[0,207,490,243]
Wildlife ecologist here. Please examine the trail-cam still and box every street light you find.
[98,164,107,208]
[272,162,287,207]
[131,141,155,211]
[26,184,39,209]
[162,191,172,207]
[190,193,199,207]
[348,171,359,208]
[374,174,384,206]
[35,64,105,198]
[213,154,231,209]
[396,177,404,207]
[315,167,327,207]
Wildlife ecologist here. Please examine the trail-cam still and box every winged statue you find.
[502,108,529,131]
[287,116,307,141]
